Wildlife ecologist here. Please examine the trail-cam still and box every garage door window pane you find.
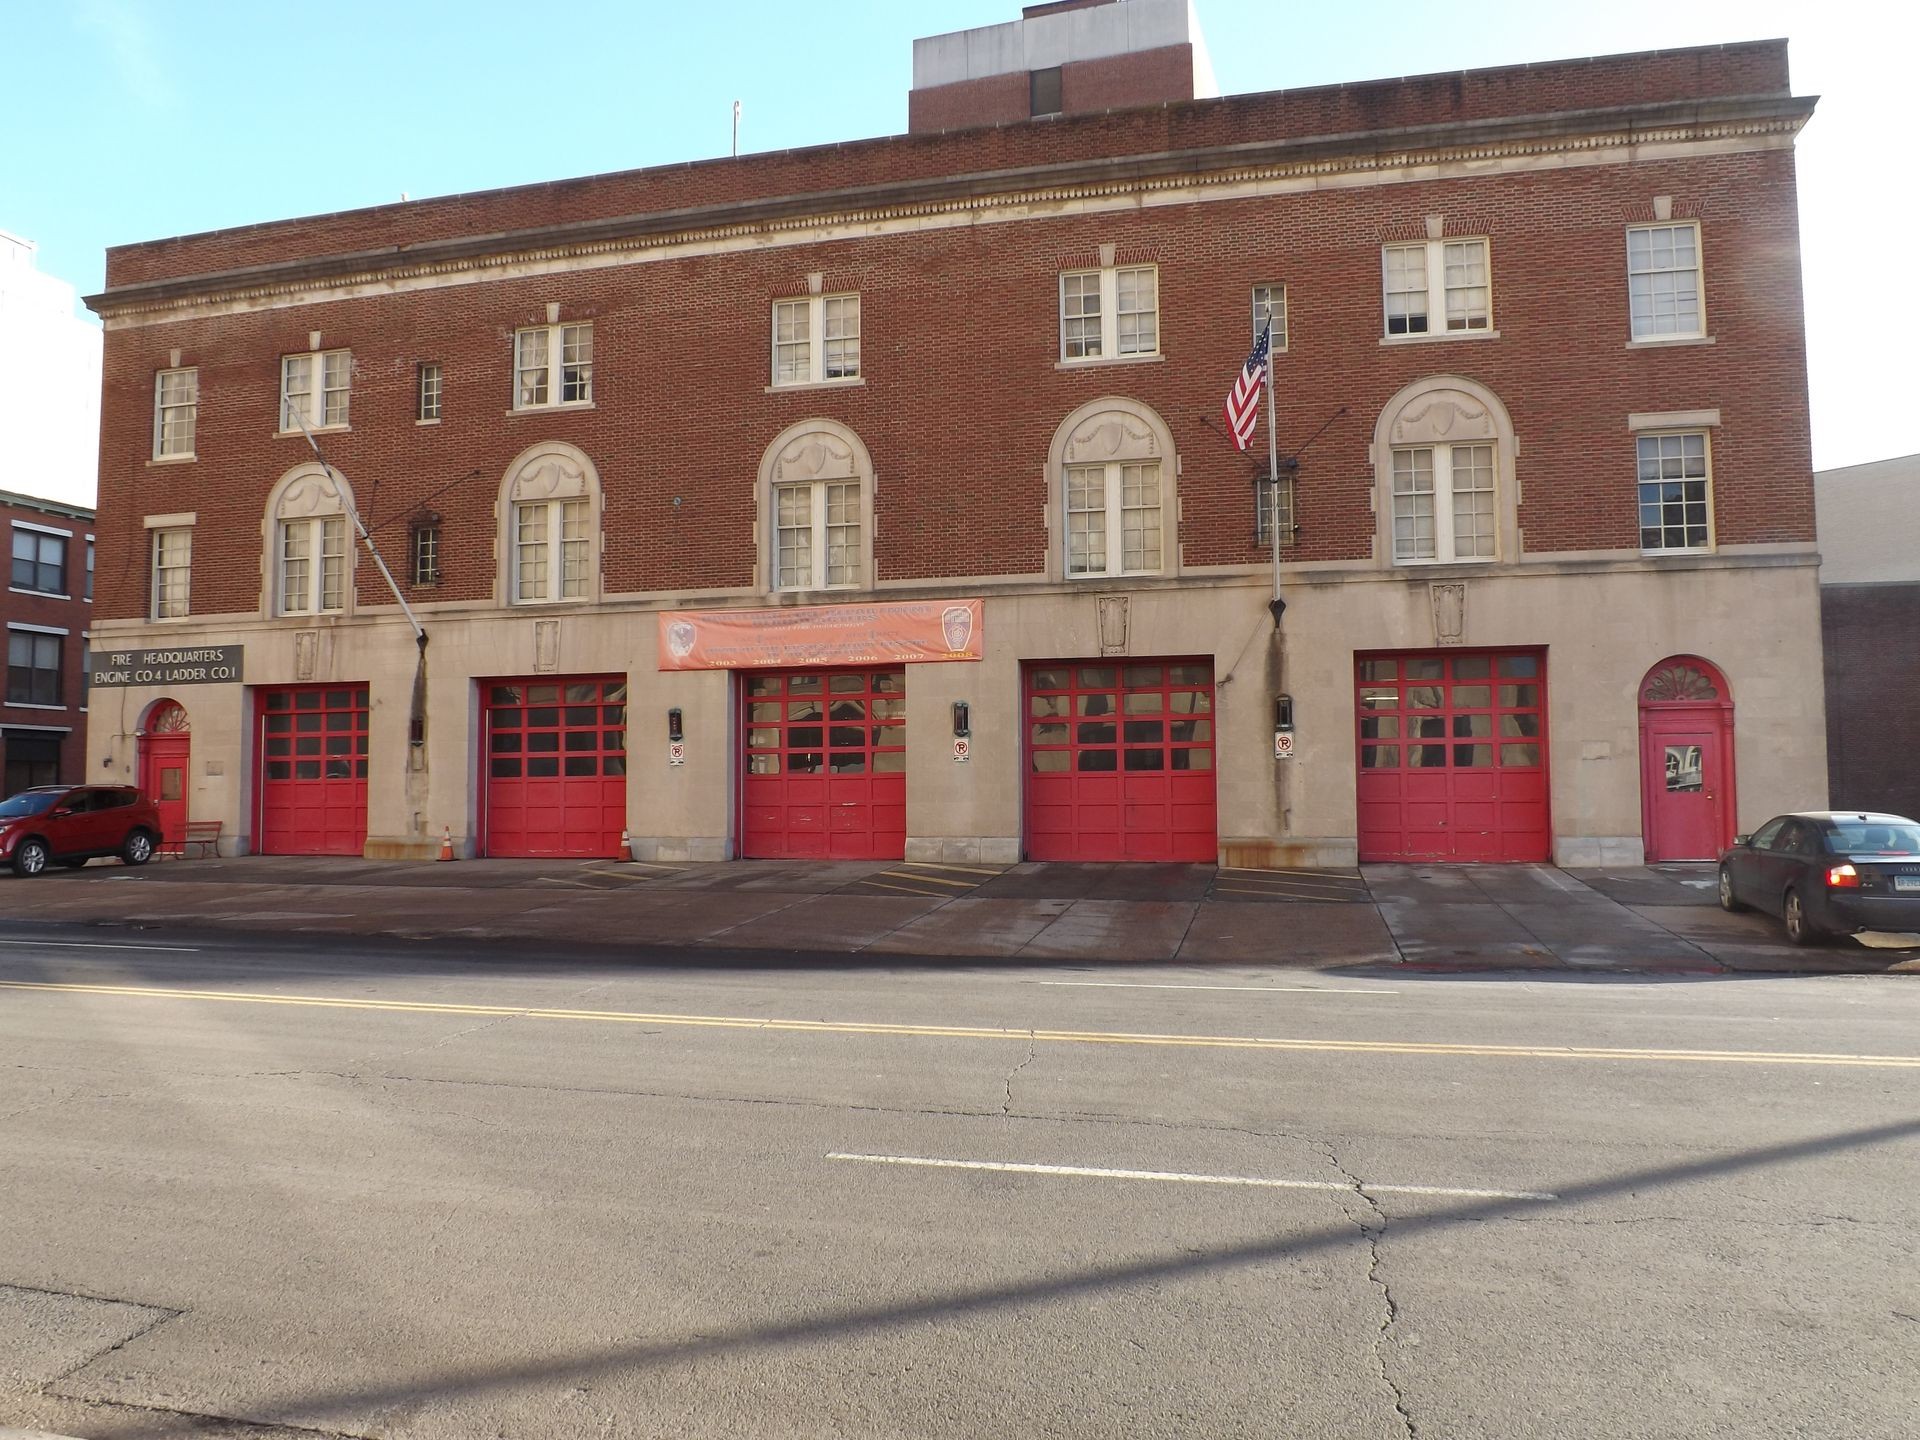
[789,700,822,721]
[1361,746,1399,768]
[1452,714,1492,738]
[829,753,866,774]
[872,698,905,720]
[566,706,597,726]
[1032,723,1069,745]
[1077,694,1116,717]
[1124,721,1164,743]
[1032,752,1068,772]
[527,707,558,727]
[1170,748,1213,771]
[1501,744,1541,767]
[528,758,559,777]
[1170,719,1212,743]
[747,676,781,697]
[565,731,598,752]
[788,753,822,773]
[565,683,599,704]
[749,703,781,723]
[787,676,823,695]
[1499,685,1539,708]
[1409,716,1447,738]
[1497,655,1538,678]
[1359,688,1397,710]
[1123,692,1163,715]
[872,751,906,773]
[1451,656,1491,679]
[1168,691,1211,714]
[527,732,559,753]
[1031,695,1070,718]
[527,685,560,704]
[1078,750,1117,771]
[1029,669,1069,692]
[830,674,864,694]
[1451,686,1490,708]
[1124,750,1164,771]
[1168,664,1210,686]
[1406,687,1443,709]
[1410,745,1448,767]
[747,728,779,749]
[1078,721,1116,745]
[1453,744,1493,766]
[789,727,823,747]
[603,756,627,776]
[564,757,596,776]
[491,733,522,753]
[1358,660,1396,681]
[1360,716,1399,739]
[747,755,779,775]
[1500,713,1541,737]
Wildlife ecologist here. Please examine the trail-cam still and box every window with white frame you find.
[514,324,593,409]
[512,498,590,602]
[1059,264,1158,361]
[772,477,862,590]
[85,541,93,601]
[1251,284,1289,351]
[1383,239,1490,336]
[151,528,192,619]
[154,368,197,458]
[280,350,351,432]
[279,516,347,615]
[1066,461,1163,577]
[1254,473,1296,548]
[772,294,861,385]
[1637,433,1712,552]
[1627,224,1703,340]
[10,526,66,594]
[6,629,64,706]
[1391,444,1497,562]
[416,362,442,421]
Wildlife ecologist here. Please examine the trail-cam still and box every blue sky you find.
[4,0,1910,468]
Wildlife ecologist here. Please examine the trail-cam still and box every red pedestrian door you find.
[741,668,905,860]
[1355,651,1550,863]
[1024,660,1217,862]
[257,687,370,856]
[1639,657,1736,862]
[483,678,628,858]
[137,700,191,853]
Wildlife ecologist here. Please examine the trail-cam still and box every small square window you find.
[281,350,351,431]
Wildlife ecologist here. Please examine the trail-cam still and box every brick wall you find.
[1822,585,1920,820]
[104,41,1791,291]
[2,495,94,787]
[909,44,1197,132]
[92,142,1813,626]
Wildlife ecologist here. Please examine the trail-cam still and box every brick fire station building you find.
[83,1,1824,867]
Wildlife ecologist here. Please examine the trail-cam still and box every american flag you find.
[1223,324,1272,451]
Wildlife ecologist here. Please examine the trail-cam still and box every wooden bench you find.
[167,820,223,859]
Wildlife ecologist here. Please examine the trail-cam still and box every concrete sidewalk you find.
[3,853,1917,976]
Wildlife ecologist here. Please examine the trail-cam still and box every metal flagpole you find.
[1265,323,1283,624]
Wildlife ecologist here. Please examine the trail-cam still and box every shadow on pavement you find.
[85,1115,1920,1438]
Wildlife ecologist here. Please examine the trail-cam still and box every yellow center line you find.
[3,980,1918,1068]
[877,871,978,889]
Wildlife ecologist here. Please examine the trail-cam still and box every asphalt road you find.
[2,928,1916,1439]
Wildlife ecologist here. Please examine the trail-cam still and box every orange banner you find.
[658,600,983,671]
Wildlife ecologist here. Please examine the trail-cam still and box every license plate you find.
[1895,876,1920,894]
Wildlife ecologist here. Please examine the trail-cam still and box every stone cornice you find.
[88,93,1814,324]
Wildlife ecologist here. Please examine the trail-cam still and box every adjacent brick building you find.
[3,490,94,795]
[83,2,1824,866]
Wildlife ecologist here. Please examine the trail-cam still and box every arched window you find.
[1371,376,1519,566]
[758,420,875,594]
[499,442,601,605]
[266,463,355,617]
[1047,398,1178,580]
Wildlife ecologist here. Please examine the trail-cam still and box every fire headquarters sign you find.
[90,645,245,688]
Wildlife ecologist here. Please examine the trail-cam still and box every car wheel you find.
[1717,865,1746,912]
[121,830,155,867]
[1782,888,1823,947]
[11,838,50,877]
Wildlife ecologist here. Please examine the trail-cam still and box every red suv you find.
[0,785,162,876]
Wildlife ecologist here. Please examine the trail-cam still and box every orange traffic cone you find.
[437,825,455,862]
[616,827,632,862]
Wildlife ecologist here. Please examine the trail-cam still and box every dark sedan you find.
[1719,811,1920,945]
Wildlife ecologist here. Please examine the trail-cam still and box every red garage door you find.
[742,668,905,860]
[484,678,627,858]
[1025,660,1217,862]
[1355,651,1549,862]
[258,686,370,856]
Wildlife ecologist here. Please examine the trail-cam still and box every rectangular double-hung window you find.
[280,351,350,432]
[514,324,593,409]
[772,295,861,386]
[154,368,197,458]
[6,629,63,706]
[1060,264,1158,361]
[774,480,861,590]
[151,528,192,619]
[10,526,67,594]
[1637,433,1712,552]
[513,499,590,602]
[1383,239,1490,336]
[279,516,347,615]
[1391,445,1496,562]
[1066,462,1162,577]
[1627,224,1704,340]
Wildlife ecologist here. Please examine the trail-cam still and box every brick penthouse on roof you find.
[83,0,1823,867]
